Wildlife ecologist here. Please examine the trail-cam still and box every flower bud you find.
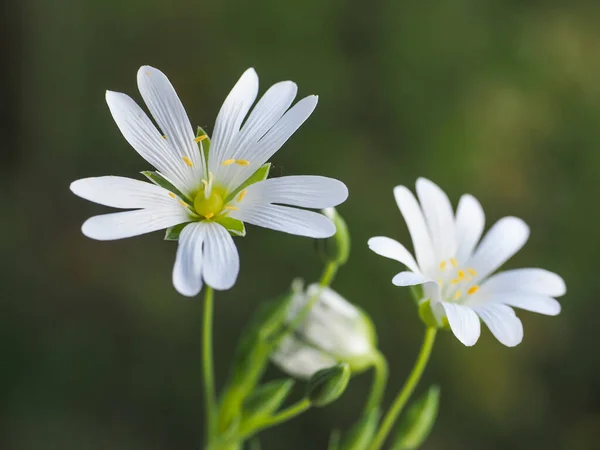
[306,363,351,407]
[316,207,351,266]
[271,281,378,378]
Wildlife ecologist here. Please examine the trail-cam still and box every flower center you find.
[194,188,225,220]
[437,258,479,302]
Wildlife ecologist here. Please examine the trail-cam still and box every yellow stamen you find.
[194,135,208,143]
[182,156,193,167]
[204,212,214,219]
[439,261,447,271]
[178,200,188,208]
[168,192,176,199]
[450,278,460,285]
[236,159,250,166]
[222,159,235,166]
[467,285,479,295]
[237,189,247,203]
[450,257,458,267]
[458,270,465,280]
[454,291,462,300]
[162,135,167,139]
[225,206,239,211]
[467,268,477,276]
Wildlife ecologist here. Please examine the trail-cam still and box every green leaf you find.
[215,216,246,237]
[391,385,440,450]
[242,378,295,422]
[307,363,351,407]
[141,171,191,203]
[164,222,190,241]
[217,293,293,432]
[226,163,271,203]
[340,407,380,450]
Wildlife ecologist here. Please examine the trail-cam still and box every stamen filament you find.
[450,258,458,268]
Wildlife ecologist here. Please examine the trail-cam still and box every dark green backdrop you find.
[2,0,599,448]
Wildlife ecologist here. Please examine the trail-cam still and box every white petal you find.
[234,81,298,156]
[209,68,259,173]
[235,176,348,209]
[105,91,192,194]
[486,293,561,316]
[202,222,239,291]
[82,207,189,241]
[137,66,204,183]
[173,222,205,297]
[454,194,485,263]
[225,96,318,192]
[229,204,334,238]
[475,304,523,347]
[466,217,530,282]
[479,268,566,297]
[442,302,481,346]
[271,335,338,379]
[416,178,457,261]
[393,185,435,274]
[368,236,420,273]
[392,271,430,286]
[70,176,176,209]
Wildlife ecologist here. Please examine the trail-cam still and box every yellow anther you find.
[458,270,465,280]
[168,192,176,199]
[236,159,250,166]
[178,200,188,208]
[194,135,208,143]
[162,135,167,139]
[467,268,478,276]
[237,189,247,203]
[454,291,462,300]
[467,285,480,295]
[222,159,235,166]
[439,261,447,271]
[182,156,193,167]
[204,212,214,219]
[450,258,458,267]
[450,278,460,285]
[225,205,239,211]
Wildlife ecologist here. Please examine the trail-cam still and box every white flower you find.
[271,282,377,379]
[70,66,348,296]
[368,178,565,347]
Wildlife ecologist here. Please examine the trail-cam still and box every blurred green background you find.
[2,0,599,448]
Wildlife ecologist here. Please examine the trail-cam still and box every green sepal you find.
[215,216,246,237]
[307,363,351,407]
[196,126,211,161]
[164,222,190,241]
[241,378,295,423]
[141,170,191,203]
[340,407,381,450]
[225,163,271,203]
[391,385,440,450]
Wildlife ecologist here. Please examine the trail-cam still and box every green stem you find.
[365,351,389,412]
[319,261,338,287]
[368,327,437,450]
[240,399,311,438]
[203,286,217,445]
